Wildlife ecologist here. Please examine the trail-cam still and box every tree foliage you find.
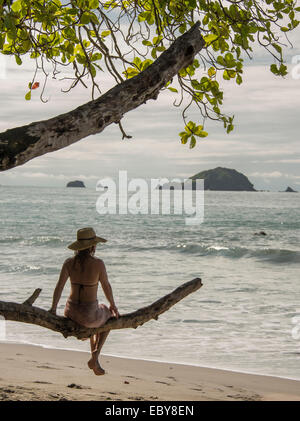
[0,0,299,148]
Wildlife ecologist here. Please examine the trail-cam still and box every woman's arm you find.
[98,259,120,318]
[49,259,70,315]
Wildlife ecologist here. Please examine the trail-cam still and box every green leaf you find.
[90,64,96,78]
[203,14,209,25]
[146,12,155,25]
[185,121,196,133]
[223,70,230,80]
[91,52,102,61]
[208,67,216,78]
[226,124,234,134]
[236,74,243,85]
[272,43,282,55]
[194,125,203,135]
[198,131,208,138]
[138,12,147,22]
[217,56,226,66]
[133,57,141,66]
[88,12,99,24]
[15,55,22,65]
[80,13,90,25]
[180,133,189,144]
[270,64,278,75]
[152,36,162,45]
[188,0,197,8]
[25,91,31,101]
[101,30,111,38]
[204,34,218,45]
[124,67,139,79]
[11,0,22,12]
[189,136,196,149]
[168,87,178,93]
[89,0,99,8]
[179,24,186,34]
[279,63,288,76]
[141,59,153,71]
[151,48,157,59]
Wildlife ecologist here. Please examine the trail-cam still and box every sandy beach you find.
[0,342,299,401]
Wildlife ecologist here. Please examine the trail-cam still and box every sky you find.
[0,24,299,191]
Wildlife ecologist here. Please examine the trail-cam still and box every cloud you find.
[250,171,283,179]
[1,39,300,190]
[250,171,300,180]
[4,171,100,181]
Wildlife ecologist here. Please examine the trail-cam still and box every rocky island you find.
[283,186,298,193]
[188,167,256,191]
[66,180,86,188]
[158,167,256,191]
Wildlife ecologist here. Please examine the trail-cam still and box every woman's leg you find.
[88,330,110,375]
[88,334,98,368]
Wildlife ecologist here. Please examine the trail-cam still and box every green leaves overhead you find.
[180,121,208,149]
[0,0,299,144]
[270,63,288,76]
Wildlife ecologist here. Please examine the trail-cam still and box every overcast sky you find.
[0,27,299,191]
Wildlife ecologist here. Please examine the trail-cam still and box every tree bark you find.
[0,278,202,339]
[0,23,204,171]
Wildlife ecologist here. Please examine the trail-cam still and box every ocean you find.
[0,185,300,380]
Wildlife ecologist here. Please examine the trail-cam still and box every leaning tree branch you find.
[0,22,204,171]
[0,278,202,339]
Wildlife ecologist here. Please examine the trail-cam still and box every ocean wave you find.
[182,319,221,324]
[0,264,43,274]
[124,242,300,264]
[0,236,65,247]
[25,237,65,247]
[0,236,23,243]
[1,234,299,264]
[174,243,300,264]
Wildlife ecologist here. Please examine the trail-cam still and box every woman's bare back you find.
[66,256,103,303]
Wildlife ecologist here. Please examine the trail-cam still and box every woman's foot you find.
[87,358,105,376]
[93,361,105,376]
[87,358,95,370]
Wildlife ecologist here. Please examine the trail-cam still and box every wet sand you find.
[0,343,300,401]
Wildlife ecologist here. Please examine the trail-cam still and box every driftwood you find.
[0,278,202,340]
[0,23,204,171]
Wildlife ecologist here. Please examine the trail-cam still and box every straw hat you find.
[67,227,107,251]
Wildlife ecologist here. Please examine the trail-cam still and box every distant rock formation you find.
[158,167,256,191]
[189,167,256,191]
[284,186,298,193]
[66,180,86,188]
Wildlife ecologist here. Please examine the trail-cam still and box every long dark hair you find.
[73,246,94,272]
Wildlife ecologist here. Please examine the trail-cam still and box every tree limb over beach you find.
[0,278,202,340]
[0,24,204,172]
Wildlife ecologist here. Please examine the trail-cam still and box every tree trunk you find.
[0,23,204,171]
[0,278,202,339]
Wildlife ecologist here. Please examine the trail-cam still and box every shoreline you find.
[1,342,300,401]
[2,339,300,383]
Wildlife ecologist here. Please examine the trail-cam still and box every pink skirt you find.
[64,298,112,328]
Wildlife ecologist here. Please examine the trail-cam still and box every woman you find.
[49,227,119,376]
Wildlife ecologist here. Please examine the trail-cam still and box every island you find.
[158,167,256,191]
[66,180,86,188]
[284,186,298,193]
[188,167,256,191]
